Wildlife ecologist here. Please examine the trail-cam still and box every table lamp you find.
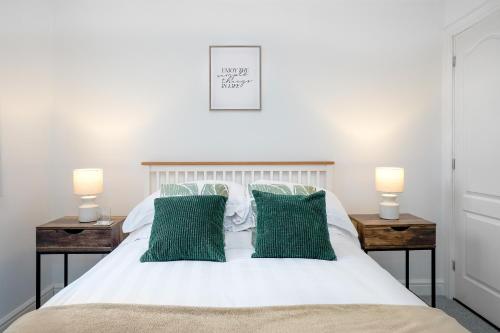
[73,168,103,222]
[375,167,404,220]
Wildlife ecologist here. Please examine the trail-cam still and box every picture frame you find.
[209,45,261,110]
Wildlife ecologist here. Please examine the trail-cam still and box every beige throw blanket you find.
[6,303,468,333]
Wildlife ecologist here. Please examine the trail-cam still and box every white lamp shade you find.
[73,169,103,195]
[375,167,404,193]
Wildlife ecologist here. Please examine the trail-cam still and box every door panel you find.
[464,194,500,218]
[464,213,500,293]
[454,9,500,327]
[463,36,500,197]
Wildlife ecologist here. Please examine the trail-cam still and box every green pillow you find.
[140,195,227,262]
[251,190,336,261]
[247,183,318,221]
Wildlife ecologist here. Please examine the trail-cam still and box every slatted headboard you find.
[142,161,335,196]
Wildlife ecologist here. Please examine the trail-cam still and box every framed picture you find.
[209,45,261,110]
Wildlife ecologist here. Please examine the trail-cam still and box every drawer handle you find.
[390,226,410,232]
[63,229,84,234]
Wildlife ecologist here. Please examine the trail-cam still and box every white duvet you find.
[45,227,424,308]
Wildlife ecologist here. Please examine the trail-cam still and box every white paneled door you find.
[454,9,500,328]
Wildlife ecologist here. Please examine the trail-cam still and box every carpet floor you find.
[422,296,499,333]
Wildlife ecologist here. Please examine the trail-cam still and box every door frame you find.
[443,0,500,298]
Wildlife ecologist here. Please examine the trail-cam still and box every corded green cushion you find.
[247,183,317,221]
[251,190,336,261]
[140,195,227,262]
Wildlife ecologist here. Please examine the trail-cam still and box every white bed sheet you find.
[45,228,424,308]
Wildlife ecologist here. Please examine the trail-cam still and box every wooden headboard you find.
[141,161,335,196]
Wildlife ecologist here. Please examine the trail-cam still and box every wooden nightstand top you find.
[349,213,436,250]
[349,213,435,227]
[37,216,126,230]
[36,216,126,253]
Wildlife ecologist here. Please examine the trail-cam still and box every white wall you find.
[0,0,54,324]
[48,0,444,290]
[1,0,448,321]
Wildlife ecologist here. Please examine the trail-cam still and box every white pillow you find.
[225,215,254,231]
[225,230,253,249]
[126,223,153,242]
[250,180,358,237]
[122,191,159,233]
[122,181,250,233]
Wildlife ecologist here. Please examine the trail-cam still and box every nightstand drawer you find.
[363,225,435,249]
[36,228,113,252]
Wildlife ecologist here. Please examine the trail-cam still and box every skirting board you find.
[398,278,446,296]
[0,283,63,332]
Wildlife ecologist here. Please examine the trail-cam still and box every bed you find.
[7,162,467,332]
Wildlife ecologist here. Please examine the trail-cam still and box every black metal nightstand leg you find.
[405,250,410,289]
[36,252,41,309]
[64,253,68,287]
[431,248,436,308]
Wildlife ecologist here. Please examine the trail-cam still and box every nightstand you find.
[349,213,436,307]
[36,216,126,309]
